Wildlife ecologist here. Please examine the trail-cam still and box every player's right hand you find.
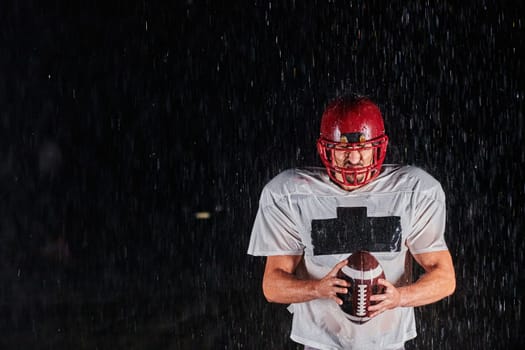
[314,259,350,305]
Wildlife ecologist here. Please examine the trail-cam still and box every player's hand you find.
[368,278,401,317]
[314,259,350,305]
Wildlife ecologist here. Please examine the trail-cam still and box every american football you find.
[337,250,386,324]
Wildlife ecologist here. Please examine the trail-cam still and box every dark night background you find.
[1,0,524,349]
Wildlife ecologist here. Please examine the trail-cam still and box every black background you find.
[1,0,524,349]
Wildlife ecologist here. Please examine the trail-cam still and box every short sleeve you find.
[247,194,305,256]
[406,184,449,254]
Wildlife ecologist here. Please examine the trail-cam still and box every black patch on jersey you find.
[311,207,401,255]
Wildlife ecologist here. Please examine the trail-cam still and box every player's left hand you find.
[368,278,401,318]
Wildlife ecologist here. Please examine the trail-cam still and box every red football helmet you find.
[317,96,388,188]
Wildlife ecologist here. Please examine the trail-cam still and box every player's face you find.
[332,145,374,189]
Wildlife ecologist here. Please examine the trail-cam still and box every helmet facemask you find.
[317,135,388,188]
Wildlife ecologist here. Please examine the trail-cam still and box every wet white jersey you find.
[248,165,448,350]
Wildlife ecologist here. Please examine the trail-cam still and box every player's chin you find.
[345,174,367,185]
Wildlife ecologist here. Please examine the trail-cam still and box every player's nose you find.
[347,150,361,165]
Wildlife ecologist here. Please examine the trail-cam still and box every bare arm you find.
[262,255,350,305]
[398,250,456,306]
[369,250,456,315]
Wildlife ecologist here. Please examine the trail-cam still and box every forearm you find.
[398,266,456,307]
[262,256,349,305]
[263,269,320,304]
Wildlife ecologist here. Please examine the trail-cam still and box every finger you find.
[370,294,388,302]
[327,260,348,277]
[377,278,394,288]
[331,295,344,305]
[368,306,379,314]
[369,309,382,318]
[370,299,391,313]
[333,287,348,294]
[368,300,387,312]
[331,278,350,287]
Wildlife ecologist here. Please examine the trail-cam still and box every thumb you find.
[329,259,348,276]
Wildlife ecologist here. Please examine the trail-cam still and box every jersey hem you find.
[290,330,417,350]
[409,247,449,255]
[247,250,304,256]
[290,334,338,350]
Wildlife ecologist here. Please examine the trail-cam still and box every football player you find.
[248,94,456,349]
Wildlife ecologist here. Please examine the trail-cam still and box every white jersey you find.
[247,165,448,350]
